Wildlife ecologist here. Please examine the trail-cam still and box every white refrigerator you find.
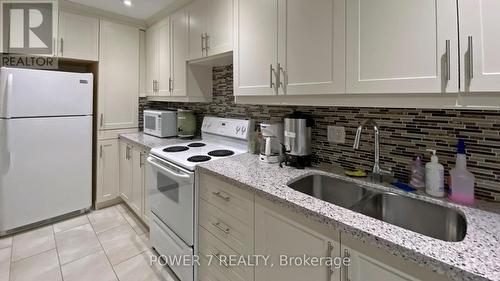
[0,67,93,236]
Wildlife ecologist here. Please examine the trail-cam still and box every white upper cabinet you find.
[146,20,171,97]
[459,0,500,92]
[234,0,279,96]
[58,12,99,61]
[187,0,208,60]
[206,0,233,56]
[234,0,345,97]
[346,0,459,94]
[187,0,233,60]
[98,20,139,130]
[278,0,345,95]
[170,10,189,97]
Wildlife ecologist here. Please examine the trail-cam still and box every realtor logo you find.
[2,2,53,55]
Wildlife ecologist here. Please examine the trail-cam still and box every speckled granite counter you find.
[197,153,500,281]
[119,132,194,150]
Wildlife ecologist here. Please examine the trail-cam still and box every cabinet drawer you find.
[199,173,254,225]
[198,227,254,281]
[199,199,254,255]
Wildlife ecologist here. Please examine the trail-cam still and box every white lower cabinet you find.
[96,139,119,205]
[119,141,133,203]
[341,246,420,281]
[254,195,341,281]
[197,171,452,281]
[118,139,149,225]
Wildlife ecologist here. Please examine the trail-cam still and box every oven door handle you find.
[147,157,191,179]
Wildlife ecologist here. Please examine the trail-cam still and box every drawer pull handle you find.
[213,252,229,268]
[212,221,230,234]
[212,191,230,201]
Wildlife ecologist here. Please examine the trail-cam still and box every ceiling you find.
[67,0,175,20]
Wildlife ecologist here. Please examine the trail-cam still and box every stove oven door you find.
[146,155,194,246]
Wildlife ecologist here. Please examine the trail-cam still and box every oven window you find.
[157,173,179,202]
[145,116,156,130]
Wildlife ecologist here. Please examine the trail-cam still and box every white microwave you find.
[143,110,177,138]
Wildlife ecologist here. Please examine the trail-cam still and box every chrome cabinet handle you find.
[212,221,230,234]
[278,63,286,93]
[205,33,210,55]
[100,114,104,128]
[343,249,350,281]
[60,38,64,55]
[270,64,276,89]
[445,40,451,81]
[140,152,144,167]
[328,242,334,280]
[169,77,173,93]
[126,146,130,160]
[468,36,474,80]
[212,191,230,201]
[99,145,103,158]
[213,252,229,268]
[201,33,205,53]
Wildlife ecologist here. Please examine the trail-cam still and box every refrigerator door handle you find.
[1,73,13,117]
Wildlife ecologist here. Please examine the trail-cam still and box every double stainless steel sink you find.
[288,174,467,242]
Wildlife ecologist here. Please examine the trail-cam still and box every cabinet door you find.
[459,0,500,92]
[96,139,119,204]
[255,198,341,281]
[187,0,208,60]
[130,148,144,216]
[157,21,172,97]
[139,30,147,97]
[234,0,278,96]
[346,0,458,94]
[278,0,345,95]
[206,0,233,56]
[140,152,150,226]
[98,21,139,130]
[146,26,158,96]
[170,11,189,97]
[342,246,420,281]
[58,12,99,61]
[119,141,133,203]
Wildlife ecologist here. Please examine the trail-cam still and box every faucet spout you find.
[352,119,385,179]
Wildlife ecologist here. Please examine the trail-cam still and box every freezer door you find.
[0,116,92,233]
[0,67,93,118]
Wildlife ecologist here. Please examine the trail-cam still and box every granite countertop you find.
[197,153,500,281]
[119,132,194,150]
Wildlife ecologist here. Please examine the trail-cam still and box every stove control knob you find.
[235,126,241,134]
[241,126,247,134]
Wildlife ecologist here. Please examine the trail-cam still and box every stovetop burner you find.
[187,142,206,148]
[208,150,235,157]
[163,146,189,153]
[187,155,212,162]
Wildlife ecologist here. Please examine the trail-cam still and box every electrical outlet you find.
[328,126,346,144]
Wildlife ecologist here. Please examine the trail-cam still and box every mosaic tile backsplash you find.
[140,65,500,202]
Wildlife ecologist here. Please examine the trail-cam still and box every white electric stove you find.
[146,117,254,281]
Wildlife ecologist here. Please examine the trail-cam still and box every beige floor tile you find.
[53,215,89,233]
[115,204,129,214]
[98,223,148,265]
[0,236,12,250]
[10,249,61,281]
[61,251,117,281]
[114,250,169,281]
[55,224,102,265]
[12,226,55,262]
[139,232,151,248]
[0,247,11,281]
[88,206,127,233]
[122,210,148,236]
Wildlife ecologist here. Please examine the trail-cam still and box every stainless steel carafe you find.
[283,112,313,169]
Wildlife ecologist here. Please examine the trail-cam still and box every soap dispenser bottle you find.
[425,149,445,197]
[449,139,475,205]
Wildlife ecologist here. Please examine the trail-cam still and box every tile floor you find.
[0,204,178,281]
